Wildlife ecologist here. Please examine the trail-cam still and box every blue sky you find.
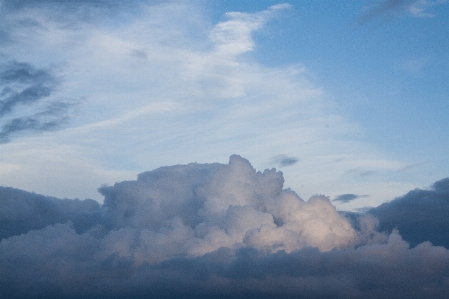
[0,0,448,211]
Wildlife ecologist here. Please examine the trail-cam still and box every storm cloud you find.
[0,186,101,239]
[369,177,449,248]
[1,155,449,298]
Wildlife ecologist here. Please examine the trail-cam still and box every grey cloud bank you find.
[1,155,449,298]
[368,177,449,248]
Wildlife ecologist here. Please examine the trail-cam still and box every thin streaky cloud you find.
[68,101,179,133]
[397,161,428,172]
[346,168,377,177]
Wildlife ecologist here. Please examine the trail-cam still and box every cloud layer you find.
[1,156,449,298]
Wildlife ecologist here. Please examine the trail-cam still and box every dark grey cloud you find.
[0,61,78,143]
[1,226,449,298]
[1,156,449,298]
[369,177,449,248]
[333,193,368,203]
[0,61,56,117]
[270,154,299,167]
[0,186,101,239]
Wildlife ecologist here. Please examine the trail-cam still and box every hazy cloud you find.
[1,156,449,297]
[358,0,446,23]
[346,168,376,177]
[1,0,124,12]
[397,161,428,172]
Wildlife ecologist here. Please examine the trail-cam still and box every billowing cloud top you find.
[2,155,449,298]
[98,155,358,259]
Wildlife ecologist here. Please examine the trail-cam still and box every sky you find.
[0,0,448,211]
[1,0,449,297]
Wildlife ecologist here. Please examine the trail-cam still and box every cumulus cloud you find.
[98,155,358,257]
[1,155,449,298]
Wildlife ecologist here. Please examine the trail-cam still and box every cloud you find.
[369,177,449,248]
[358,0,447,23]
[1,156,449,297]
[346,168,376,177]
[333,193,369,203]
[407,0,448,17]
[0,61,56,116]
[98,155,358,255]
[396,57,430,75]
[0,186,101,239]
[210,4,291,56]
[0,61,78,143]
[270,154,299,167]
